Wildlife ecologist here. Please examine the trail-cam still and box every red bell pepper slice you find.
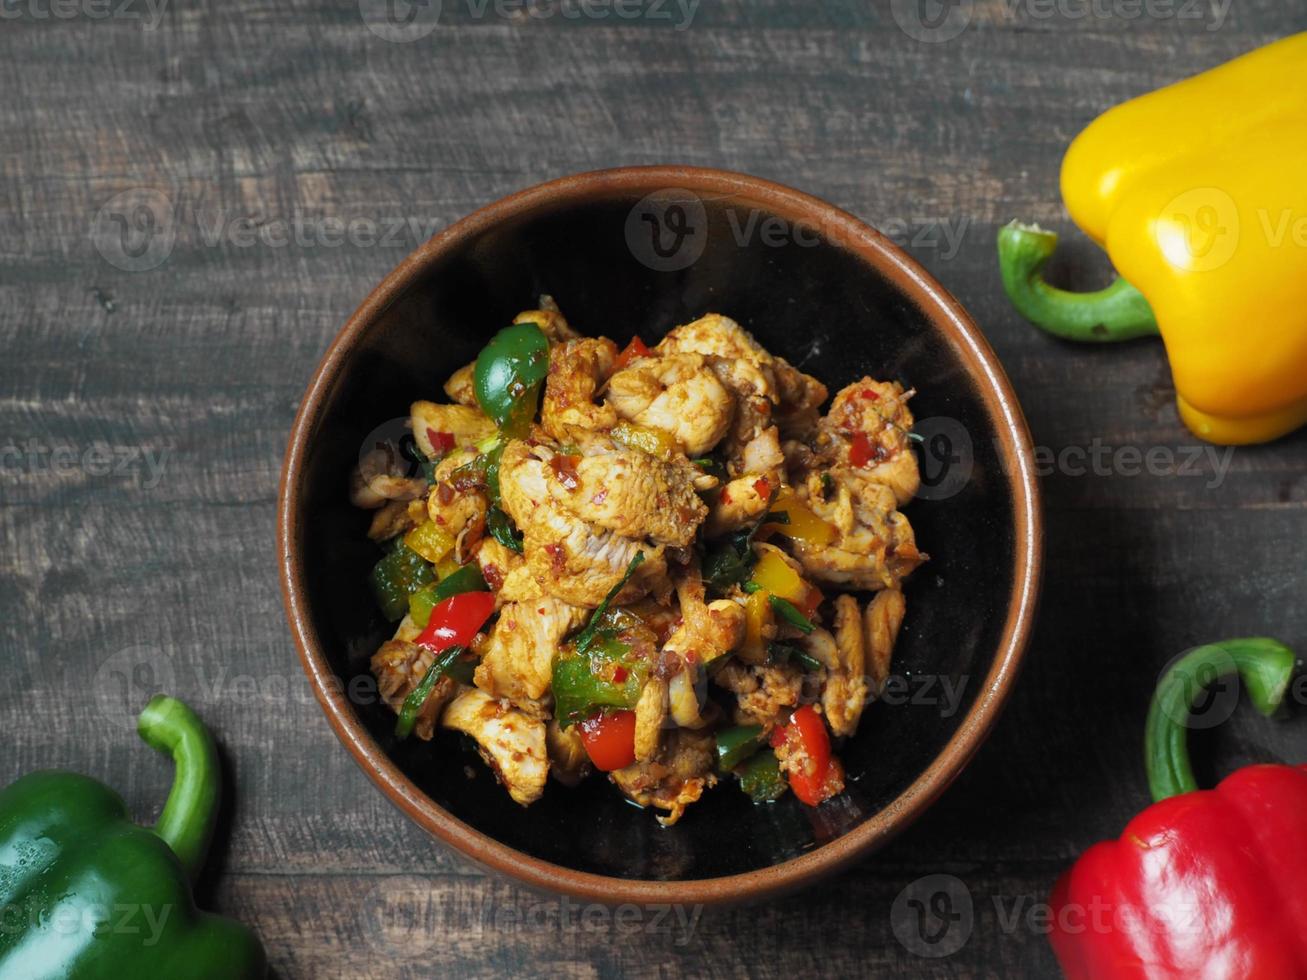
[426,428,456,455]
[1050,637,1307,979]
[848,431,874,468]
[578,710,636,772]
[770,704,842,806]
[613,336,651,371]
[414,591,495,653]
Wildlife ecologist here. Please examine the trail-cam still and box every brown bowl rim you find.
[278,165,1043,907]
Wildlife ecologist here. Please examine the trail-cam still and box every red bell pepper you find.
[770,704,844,806]
[415,591,495,653]
[613,336,651,371]
[578,710,636,772]
[1050,637,1307,979]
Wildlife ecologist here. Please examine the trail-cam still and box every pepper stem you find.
[137,694,221,882]
[997,220,1160,342]
[1144,638,1298,803]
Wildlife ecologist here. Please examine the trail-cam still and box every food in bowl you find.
[349,297,927,824]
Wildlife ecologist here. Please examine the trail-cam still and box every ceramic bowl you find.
[278,166,1042,906]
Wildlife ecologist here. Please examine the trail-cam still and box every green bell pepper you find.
[370,540,435,622]
[473,321,550,438]
[736,748,788,803]
[715,725,764,771]
[0,695,266,978]
[552,635,647,728]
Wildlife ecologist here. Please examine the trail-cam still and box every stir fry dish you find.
[349,298,927,824]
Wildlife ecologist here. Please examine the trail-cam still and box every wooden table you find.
[3,2,1303,975]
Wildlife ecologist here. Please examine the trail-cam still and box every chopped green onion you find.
[396,645,470,739]
[768,641,822,672]
[769,595,815,634]
[486,506,524,553]
[574,552,645,656]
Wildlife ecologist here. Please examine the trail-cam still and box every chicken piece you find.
[610,728,717,826]
[498,439,680,607]
[473,596,588,709]
[656,314,827,464]
[350,447,427,509]
[786,377,926,588]
[443,362,479,407]
[823,594,870,737]
[788,476,924,590]
[664,566,745,666]
[655,562,745,729]
[738,426,785,481]
[865,588,905,698]
[702,426,786,532]
[711,660,805,730]
[371,639,458,741]
[606,353,735,457]
[476,536,542,605]
[656,314,780,401]
[541,338,618,439]
[773,358,828,438]
[819,378,921,507]
[367,497,428,542]
[703,475,771,537]
[442,688,548,806]
[524,443,707,548]
[428,448,489,560]
[633,676,668,762]
[410,401,495,457]
[546,719,591,786]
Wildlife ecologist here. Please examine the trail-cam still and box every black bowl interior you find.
[298,186,1018,880]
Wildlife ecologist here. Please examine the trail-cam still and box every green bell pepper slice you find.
[474,321,550,438]
[0,695,266,978]
[715,725,764,771]
[552,635,647,728]
[370,541,435,622]
[736,748,788,803]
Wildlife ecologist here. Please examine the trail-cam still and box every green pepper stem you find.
[1145,638,1298,803]
[137,694,221,882]
[997,220,1160,342]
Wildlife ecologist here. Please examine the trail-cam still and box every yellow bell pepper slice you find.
[762,488,836,546]
[737,589,773,665]
[403,521,456,564]
[749,549,822,617]
[611,420,678,461]
[998,32,1307,445]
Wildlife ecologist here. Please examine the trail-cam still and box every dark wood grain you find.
[2,1,1304,976]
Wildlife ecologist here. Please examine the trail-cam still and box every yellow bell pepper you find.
[998,33,1307,445]
[403,521,455,564]
[738,589,773,665]
[611,420,678,461]
[749,548,822,617]
[762,488,836,546]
